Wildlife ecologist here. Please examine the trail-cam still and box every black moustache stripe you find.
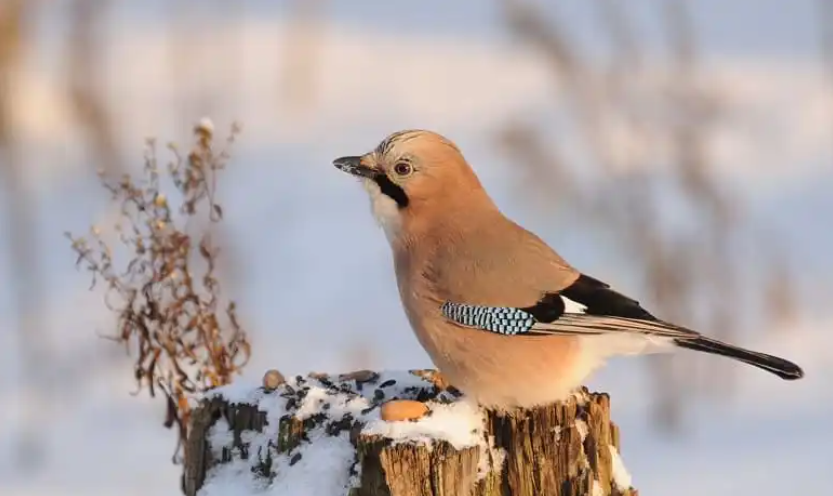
[373,174,409,208]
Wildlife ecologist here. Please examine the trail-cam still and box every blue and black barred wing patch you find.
[440,291,594,336]
[439,302,537,335]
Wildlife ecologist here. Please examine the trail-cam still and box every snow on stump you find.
[183,370,637,496]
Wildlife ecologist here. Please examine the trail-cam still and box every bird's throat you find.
[362,178,404,243]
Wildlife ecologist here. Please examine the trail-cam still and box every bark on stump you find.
[183,371,637,496]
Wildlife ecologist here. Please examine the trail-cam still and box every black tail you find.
[675,336,804,380]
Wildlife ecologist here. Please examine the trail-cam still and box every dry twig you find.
[66,120,251,463]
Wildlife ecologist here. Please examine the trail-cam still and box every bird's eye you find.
[393,162,413,177]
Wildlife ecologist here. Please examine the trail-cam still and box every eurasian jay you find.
[333,129,804,409]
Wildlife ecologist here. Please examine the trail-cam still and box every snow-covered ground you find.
[1,2,832,495]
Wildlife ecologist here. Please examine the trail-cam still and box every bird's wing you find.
[440,273,700,340]
[439,274,805,381]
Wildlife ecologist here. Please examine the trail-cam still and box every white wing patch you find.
[561,296,587,314]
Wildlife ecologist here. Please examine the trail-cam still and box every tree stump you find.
[183,370,637,496]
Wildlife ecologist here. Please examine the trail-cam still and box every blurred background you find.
[0,0,831,495]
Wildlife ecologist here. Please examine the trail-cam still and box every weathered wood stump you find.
[183,370,637,496]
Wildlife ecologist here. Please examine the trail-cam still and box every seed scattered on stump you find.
[380,400,429,422]
[446,385,464,397]
[262,369,285,390]
[409,369,452,390]
[339,369,379,384]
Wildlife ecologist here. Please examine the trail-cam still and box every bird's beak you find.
[333,155,377,178]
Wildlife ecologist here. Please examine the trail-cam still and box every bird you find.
[332,129,804,409]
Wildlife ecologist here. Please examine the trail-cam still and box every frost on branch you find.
[66,119,250,463]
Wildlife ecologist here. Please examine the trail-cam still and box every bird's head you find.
[333,130,493,242]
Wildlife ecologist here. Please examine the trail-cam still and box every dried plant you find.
[66,120,251,462]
